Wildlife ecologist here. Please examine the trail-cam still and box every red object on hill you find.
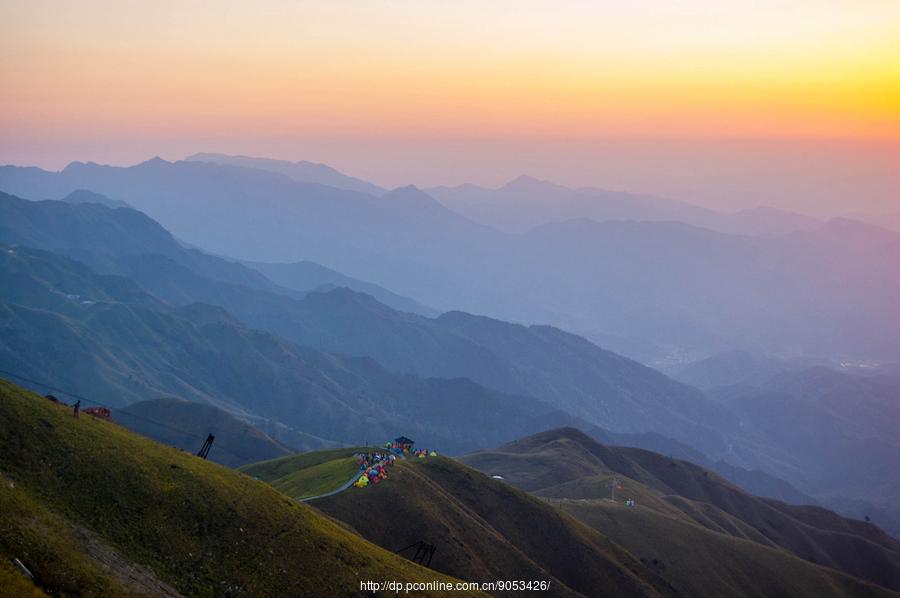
[83,406,111,421]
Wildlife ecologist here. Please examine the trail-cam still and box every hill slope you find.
[0,379,474,597]
[462,428,900,591]
[559,498,893,598]
[276,452,674,597]
[116,398,294,468]
[247,447,895,598]
[702,366,900,537]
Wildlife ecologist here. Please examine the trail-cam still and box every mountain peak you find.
[61,160,100,173]
[499,174,569,194]
[385,184,422,195]
[182,153,385,195]
[136,156,170,168]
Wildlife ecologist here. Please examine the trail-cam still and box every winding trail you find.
[301,451,406,502]
[300,472,361,502]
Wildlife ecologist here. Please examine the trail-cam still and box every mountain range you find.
[427,174,824,236]
[0,192,731,456]
[1,158,897,363]
[185,152,386,195]
[1,244,594,454]
[1,186,898,535]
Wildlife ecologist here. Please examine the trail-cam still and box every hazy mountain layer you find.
[185,152,386,195]
[0,192,732,458]
[1,159,897,361]
[427,175,822,235]
[2,191,894,528]
[0,245,582,453]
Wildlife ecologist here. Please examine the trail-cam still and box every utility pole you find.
[397,541,437,568]
[198,433,215,459]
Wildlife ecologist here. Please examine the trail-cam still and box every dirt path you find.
[75,526,184,597]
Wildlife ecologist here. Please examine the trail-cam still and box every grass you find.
[0,379,482,597]
[239,445,369,480]
[0,482,137,597]
[269,457,360,500]
[240,446,384,500]
[559,499,893,598]
[311,454,674,597]
[463,427,900,593]
[534,473,693,522]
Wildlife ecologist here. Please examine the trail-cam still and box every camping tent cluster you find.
[385,436,438,459]
[353,451,395,488]
[353,437,439,490]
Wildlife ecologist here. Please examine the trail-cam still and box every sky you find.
[1,0,898,215]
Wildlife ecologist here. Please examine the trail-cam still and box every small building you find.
[394,436,415,450]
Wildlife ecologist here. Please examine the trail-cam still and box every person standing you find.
[73,399,81,419]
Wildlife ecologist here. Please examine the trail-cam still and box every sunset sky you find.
[1,0,898,213]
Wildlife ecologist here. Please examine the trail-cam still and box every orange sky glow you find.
[1,1,898,212]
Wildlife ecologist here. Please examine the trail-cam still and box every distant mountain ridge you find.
[185,152,386,195]
[0,190,733,458]
[1,159,898,361]
[0,244,588,453]
[0,191,432,316]
[61,188,131,209]
[427,174,823,236]
[3,157,897,363]
[2,190,896,530]
[247,259,437,316]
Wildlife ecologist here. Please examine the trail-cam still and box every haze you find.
[1,0,898,215]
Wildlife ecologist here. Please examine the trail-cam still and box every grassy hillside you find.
[244,447,900,597]
[241,447,372,500]
[462,428,900,592]
[312,456,672,597]
[116,398,294,468]
[559,499,894,598]
[0,379,477,597]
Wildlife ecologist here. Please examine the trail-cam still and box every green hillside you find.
[559,499,893,598]
[0,379,478,597]
[313,455,672,597]
[243,446,900,597]
[462,428,900,592]
[241,447,373,500]
[116,398,294,467]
